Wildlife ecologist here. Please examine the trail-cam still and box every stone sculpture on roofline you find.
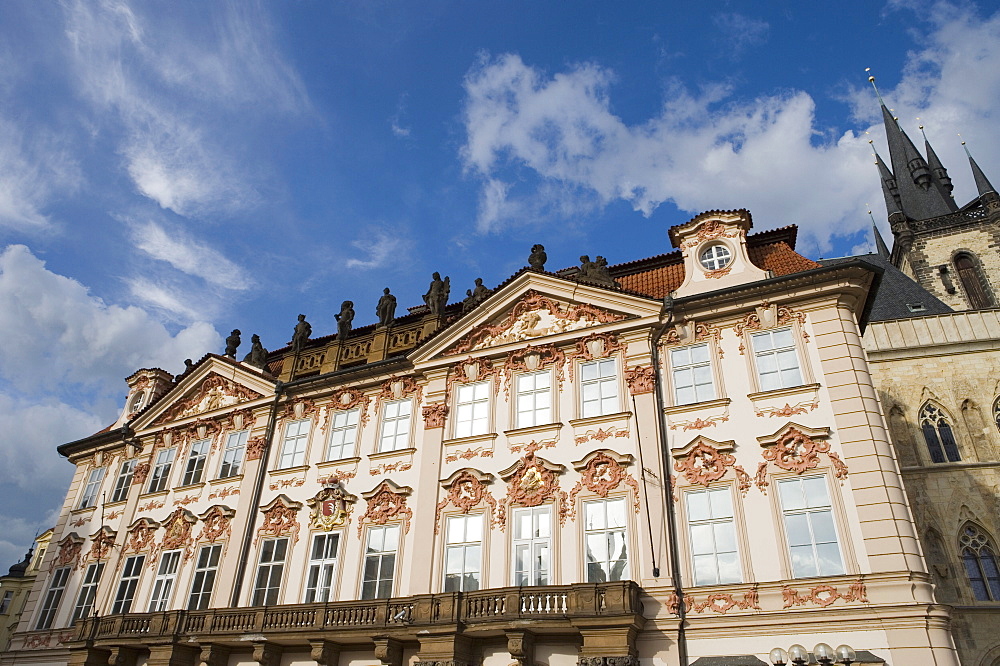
[291,314,312,352]
[424,272,450,316]
[336,301,355,339]
[224,329,241,358]
[529,244,547,270]
[377,288,397,328]
[243,334,269,369]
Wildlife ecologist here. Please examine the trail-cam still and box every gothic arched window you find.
[955,253,994,309]
[960,524,1000,601]
[993,396,1000,433]
[919,403,961,463]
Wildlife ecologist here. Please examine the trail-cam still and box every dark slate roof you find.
[819,253,952,322]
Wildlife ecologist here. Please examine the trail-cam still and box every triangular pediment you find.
[133,356,276,430]
[413,272,660,362]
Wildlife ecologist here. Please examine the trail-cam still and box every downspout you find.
[230,382,284,607]
[650,295,688,666]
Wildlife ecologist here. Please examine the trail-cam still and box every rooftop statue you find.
[335,301,355,339]
[577,254,619,288]
[291,314,312,353]
[462,277,492,312]
[424,272,450,316]
[529,244,547,270]
[377,288,397,328]
[224,329,241,358]
[243,334,269,369]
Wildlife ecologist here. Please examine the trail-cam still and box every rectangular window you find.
[35,566,70,629]
[279,420,310,468]
[515,371,552,428]
[685,487,741,586]
[752,328,803,391]
[148,550,181,611]
[305,533,341,602]
[513,506,551,586]
[671,343,715,405]
[361,524,399,599]
[71,562,104,622]
[110,460,136,503]
[581,359,618,418]
[252,538,288,606]
[444,514,483,591]
[454,382,490,438]
[0,590,12,614]
[219,430,248,478]
[778,476,844,578]
[147,448,175,493]
[188,544,222,610]
[111,555,145,614]
[182,438,210,486]
[78,468,105,509]
[584,498,629,582]
[326,410,359,460]
[379,400,412,452]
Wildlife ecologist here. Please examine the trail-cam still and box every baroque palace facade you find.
[1,208,958,666]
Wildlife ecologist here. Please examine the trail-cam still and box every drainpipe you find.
[650,295,689,666]
[230,383,284,607]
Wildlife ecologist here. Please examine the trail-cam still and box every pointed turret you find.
[874,149,902,218]
[923,132,954,195]
[873,221,891,259]
[964,143,997,197]
[881,104,956,219]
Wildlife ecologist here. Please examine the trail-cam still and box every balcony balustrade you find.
[73,581,643,646]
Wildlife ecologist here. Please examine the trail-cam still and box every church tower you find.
[874,86,1000,311]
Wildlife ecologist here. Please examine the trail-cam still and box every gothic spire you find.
[880,104,956,219]
[873,218,891,259]
[873,148,902,217]
[963,142,997,197]
[921,127,954,196]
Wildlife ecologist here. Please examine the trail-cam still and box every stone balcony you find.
[67,582,645,666]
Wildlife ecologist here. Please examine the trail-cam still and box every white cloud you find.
[0,116,81,232]
[713,13,770,54]
[0,244,219,393]
[130,220,253,290]
[346,229,413,270]
[460,4,1000,253]
[61,0,307,217]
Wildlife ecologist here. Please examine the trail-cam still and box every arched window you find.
[955,253,994,309]
[993,396,1000,433]
[960,524,1000,601]
[919,403,961,463]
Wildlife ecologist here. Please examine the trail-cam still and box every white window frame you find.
[512,505,552,586]
[78,468,105,509]
[111,555,145,614]
[751,327,804,392]
[361,524,399,600]
[777,475,845,579]
[147,448,176,493]
[0,590,12,614]
[35,566,70,629]
[252,538,288,606]
[454,382,491,438]
[326,410,359,461]
[580,358,619,418]
[148,549,182,611]
[110,460,136,503]
[699,244,732,270]
[305,532,341,602]
[583,498,629,582]
[684,486,741,586]
[378,400,412,453]
[188,543,222,610]
[219,430,248,478]
[443,513,483,592]
[670,343,716,405]
[182,438,211,486]
[279,419,311,468]
[72,562,105,622]
[515,371,553,429]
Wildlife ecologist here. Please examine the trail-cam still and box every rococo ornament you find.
[307,481,356,532]
[434,469,498,532]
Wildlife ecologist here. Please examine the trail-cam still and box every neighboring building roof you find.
[4,551,31,578]
[820,253,952,321]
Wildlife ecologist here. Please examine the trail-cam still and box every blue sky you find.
[1,0,999,568]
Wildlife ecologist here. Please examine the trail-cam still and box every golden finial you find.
[867,68,886,106]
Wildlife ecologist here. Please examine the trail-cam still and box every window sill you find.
[442,433,499,447]
[662,398,731,415]
[746,383,820,402]
[174,482,206,493]
[317,457,361,468]
[569,411,632,428]
[369,447,417,461]
[270,465,309,477]
[70,505,97,515]
[503,422,563,438]
[103,499,127,508]
[137,490,169,500]
[210,475,243,485]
